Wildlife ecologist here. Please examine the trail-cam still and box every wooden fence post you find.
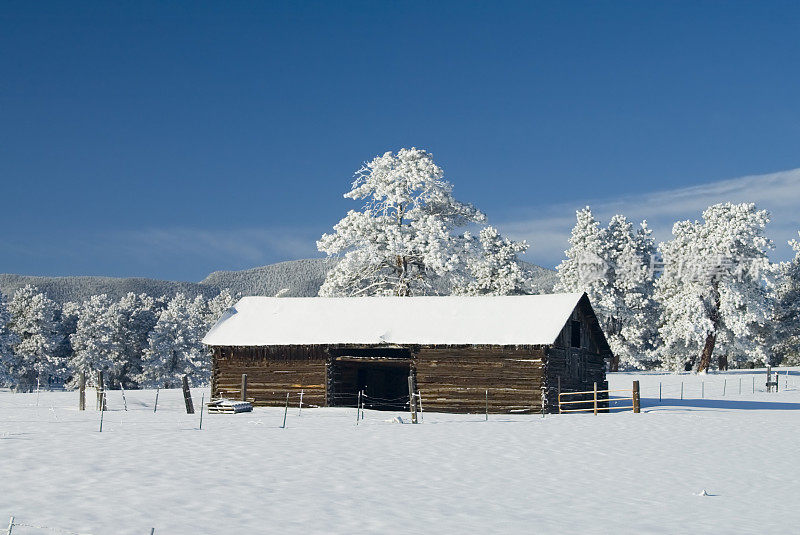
[153,388,159,413]
[632,381,641,413]
[182,375,195,414]
[7,515,14,535]
[99,392,106,431]
[485,389,489,421]
[557,376,562,414]
[541,390,545,418]
[78,371,85,411]
[408,375,418,424]
[241,374,247,401]
[96,371,106,411]
[593,382,598,415]
[199,393,204,430]
[281,392,289,428]
[356,390,362,426]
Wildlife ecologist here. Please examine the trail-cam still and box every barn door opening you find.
[328,347,412,411]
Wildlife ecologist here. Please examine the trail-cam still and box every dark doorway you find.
[328,347,412,411]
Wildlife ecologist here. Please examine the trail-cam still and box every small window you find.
[571,320,582,348]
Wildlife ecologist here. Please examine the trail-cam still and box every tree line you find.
[0,288,234,391]
[1,147,798,389]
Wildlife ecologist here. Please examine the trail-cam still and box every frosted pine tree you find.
[69,294,126,386]
[601,216,660,369]
[139,294,209,387]
[116,293,161,387]
[7,285,61,390]
[52,301,80,385]
[655,203,773,372]
[0,292,20,387]
[556,208,658,370]
[773,233,800,364]
[556,207,608,298]
[205,289,236,327]
[318,148,487,296]
[455,226,529,295]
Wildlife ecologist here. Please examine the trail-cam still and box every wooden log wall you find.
[414,346,547,414]
[212,346,327,407]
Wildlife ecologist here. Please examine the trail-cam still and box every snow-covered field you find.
[2,369,800,534]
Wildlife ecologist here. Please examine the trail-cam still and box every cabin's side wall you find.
[543,304,609,413]
[414,346,546,413]
[212,345,327,407]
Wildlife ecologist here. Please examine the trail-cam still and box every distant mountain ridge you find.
[0,258,557,304]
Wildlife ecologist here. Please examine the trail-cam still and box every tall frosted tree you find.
[556,208,659,370]
[70,294,125,386]
[601,215,660,369]
[655,203,773,372]
[556,207,608,300]
[318,148,488,296]
[116,293,161,387]
[0,292,20,387]
[773,233,800,364]
[205,289,236,327]
[7,285,61,390]
[53,302,80,378]
[455,226,529,295]
[139,294,209,387]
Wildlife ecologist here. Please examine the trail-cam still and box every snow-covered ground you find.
[2,369,800,534]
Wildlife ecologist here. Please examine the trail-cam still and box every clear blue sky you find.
[2,1,799,281]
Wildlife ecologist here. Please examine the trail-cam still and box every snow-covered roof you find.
[202,293,587,347]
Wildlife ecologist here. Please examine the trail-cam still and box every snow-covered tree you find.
[115,293,161,387]
[69,294,125,386]
[205,289,235,327]
[655,203,773,372]
[773,233,800,365]
[601,215,660,369]
[7,285,61,390]
[52,301,80,386]
[318,148,487,296]
[70,293,163,388]
[455,226,529,295]
[556,208,659,370]
[0,292,20,387]
[139,294,209,387]
[556,207,608,299]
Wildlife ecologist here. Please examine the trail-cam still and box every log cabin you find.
[202,292,612,414]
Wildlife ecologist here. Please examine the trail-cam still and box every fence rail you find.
[558,381,641,414]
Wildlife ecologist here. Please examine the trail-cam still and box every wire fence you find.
[5,515,156,535]
[617,369,798,404]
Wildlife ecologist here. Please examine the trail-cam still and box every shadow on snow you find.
[642,398,800,411]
